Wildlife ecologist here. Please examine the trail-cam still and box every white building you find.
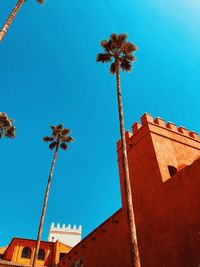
[48,223,82,247]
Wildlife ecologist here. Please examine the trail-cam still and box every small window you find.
[168,165,177,177]
[21,247,31,259]
[37,249,45,260]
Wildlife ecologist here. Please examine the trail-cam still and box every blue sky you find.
[0,0,200,246]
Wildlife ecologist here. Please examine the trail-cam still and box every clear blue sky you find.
[0,0,200,246]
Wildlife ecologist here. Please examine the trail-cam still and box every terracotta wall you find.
[58,113,200,267]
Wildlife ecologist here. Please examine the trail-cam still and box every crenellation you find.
[117,113,200,154]
[132,122,141,134]
[178,126,189,136]
[141,113,154,125]
[166,122,177,132]
[49,222,82,247]
[154,117,166,127]
[189,131,199,140]
[125,131,132,141]
[50,222,82,232]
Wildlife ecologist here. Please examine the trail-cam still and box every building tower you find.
[48,223,82,247]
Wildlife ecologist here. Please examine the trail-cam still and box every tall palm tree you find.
[32,124,74,267]
[97,33,141,267]
[0,112,16,139]
[0,0,44,42]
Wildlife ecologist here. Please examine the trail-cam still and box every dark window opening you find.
[168,165,177,177]
[59,253,67,261]
[21,247,31,259]
[37,249,45,260]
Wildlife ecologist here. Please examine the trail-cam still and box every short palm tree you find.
[97,33,141,267]
[0,112,16,139]
[32,124,74,267]
[0,0,44,42]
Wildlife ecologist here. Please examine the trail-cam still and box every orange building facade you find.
[57,113,200,267]
[0,238,71,267]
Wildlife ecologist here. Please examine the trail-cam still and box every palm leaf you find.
[124,53,135,62]
[43,136,54,142]
[49,141,57,150]
[110,33,118,44]
[66,136,74,143]
[116,33,127,45]
[120,58,132,72]
[56,124,63,130]
[96,53,112,63]
[60,143,68,150]
[122,42,137,54]
[100,40,112,53]
[5,126,15,138]
[61,136,74,143]
[110,62,116,74]
[62,128,70,135]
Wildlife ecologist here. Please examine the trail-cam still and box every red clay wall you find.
[59,113,200,267]
[58,209,132,267]
[118,113,200,267]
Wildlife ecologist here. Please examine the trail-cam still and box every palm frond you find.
[100,40,112,53]
[56,124,63,130]
[110,62,116,74]
[123,53,136,62]
[122,42,137,54]
[117,33,128,45]
[49,141,57,150]
[0,112,16,139]
[110,33,118,44]
[66,136,74,143]
[43,136,54,142]
[120,58,132,72]
[5,126,15,139]
[60,143,68,150]
[96,53,112,63]
[61,128,70,136]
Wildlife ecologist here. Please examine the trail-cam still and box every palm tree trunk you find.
[115,59,141,267]
[32,143,59,267]
[0,0,25,42]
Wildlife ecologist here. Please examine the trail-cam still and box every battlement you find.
[48,223,82,247]
[50,223,82,234]
[117,112,200,151]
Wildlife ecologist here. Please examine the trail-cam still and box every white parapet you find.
[48,222,82,247]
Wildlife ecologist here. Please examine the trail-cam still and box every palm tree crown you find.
[0,112,16,139]
[43,124,74,150]
[96,33,137,74]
